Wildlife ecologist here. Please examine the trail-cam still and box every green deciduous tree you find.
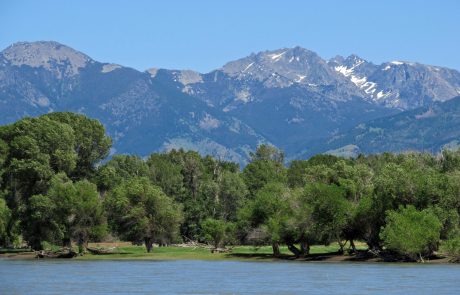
[201,218,235,249]
[0,198,12,247]
[105,177,183,252]
[95,155,149,192]
[304,183,350,252]
[380,205,442,262]
[238,182,291,257]
[45,112,112,179]
[22,173,107,250]
[243,148,286,196]
[218,171,248,221]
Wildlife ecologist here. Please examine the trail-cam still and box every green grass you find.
[76,242,367,261]
[1,241,368,261]
[0,247,33,254]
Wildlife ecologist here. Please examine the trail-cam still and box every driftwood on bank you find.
[36,248,78,259]
[210,247,231,253]
[86,247,117,255]
[173,238,233,253]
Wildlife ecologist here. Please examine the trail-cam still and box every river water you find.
[0,259,459,294]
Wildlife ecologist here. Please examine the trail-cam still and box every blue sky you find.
[1,0,459,72]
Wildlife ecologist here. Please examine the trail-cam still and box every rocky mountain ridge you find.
[1,41,459,164]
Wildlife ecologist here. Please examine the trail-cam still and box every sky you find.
[1,0,459,73]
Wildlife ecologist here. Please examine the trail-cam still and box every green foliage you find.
[201,218,235,248]
[105,177,183,252]
[144,149,248,241]
[243,159,286,196]
[22,173,107,249]
[95,155,149,191]
[218,171,248,221]
[238,182,292,253]
[24,193,59,250]
[0,198,11,247]
[249,144,285,163]
[243,145,286,196]
[1,112,459,261]
[304,183,350,247]
[287,160,310,188]
[44,112,112,179]
[380,205,442,261]
[441,235,460,262]
[0,113,111,250]
[147,153,185,198]
[440,149,460,172]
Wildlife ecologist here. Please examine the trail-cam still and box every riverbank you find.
[0,242,453,263]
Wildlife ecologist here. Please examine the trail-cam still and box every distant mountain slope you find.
[1,41,460,164]
[316,96,460,157]
[0,42,268,164]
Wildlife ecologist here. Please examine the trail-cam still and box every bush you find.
[380,205,441,261]
[441,236,460,262]
[201,218,235,248]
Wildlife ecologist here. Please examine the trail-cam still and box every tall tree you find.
[105,177,183,252]
[304,183,350,253]
[45,112,112,179]
[21,173,107,250]
[238,182,291,257]
[243,145,286,196]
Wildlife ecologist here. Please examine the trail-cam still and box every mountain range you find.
[1,41,459,164]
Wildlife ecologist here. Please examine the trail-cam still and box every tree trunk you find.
[272,242,281,257]
[77,234,86,254]
[286,243,301,258]
[63,237,72,248]
[337,238,345,254]
[144,237,153,253]
[350,239,357,253]
[300,240,310,257]
[30,238,43,251]
[419,253,425,263]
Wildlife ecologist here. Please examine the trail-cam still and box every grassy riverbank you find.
[76,243,347,261]
[1,241,452,263]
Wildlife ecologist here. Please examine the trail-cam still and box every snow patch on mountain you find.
[269,51,287,61]
[376,90,391,100]
[334,58,380,98]
[242,62,254,72]
[295,75,306,83]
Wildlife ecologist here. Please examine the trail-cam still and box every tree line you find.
[0,112,459,261]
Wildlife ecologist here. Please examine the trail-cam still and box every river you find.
[1,259,459,294]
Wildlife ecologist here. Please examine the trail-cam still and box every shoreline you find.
[0,249,454,264]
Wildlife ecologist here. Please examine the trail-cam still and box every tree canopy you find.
[0,113,459,262]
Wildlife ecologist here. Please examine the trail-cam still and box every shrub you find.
[441,236,460,262]
[380,205,441,262]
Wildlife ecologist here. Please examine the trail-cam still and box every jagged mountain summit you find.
[1,41,459,164]
[329,54,460,109]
